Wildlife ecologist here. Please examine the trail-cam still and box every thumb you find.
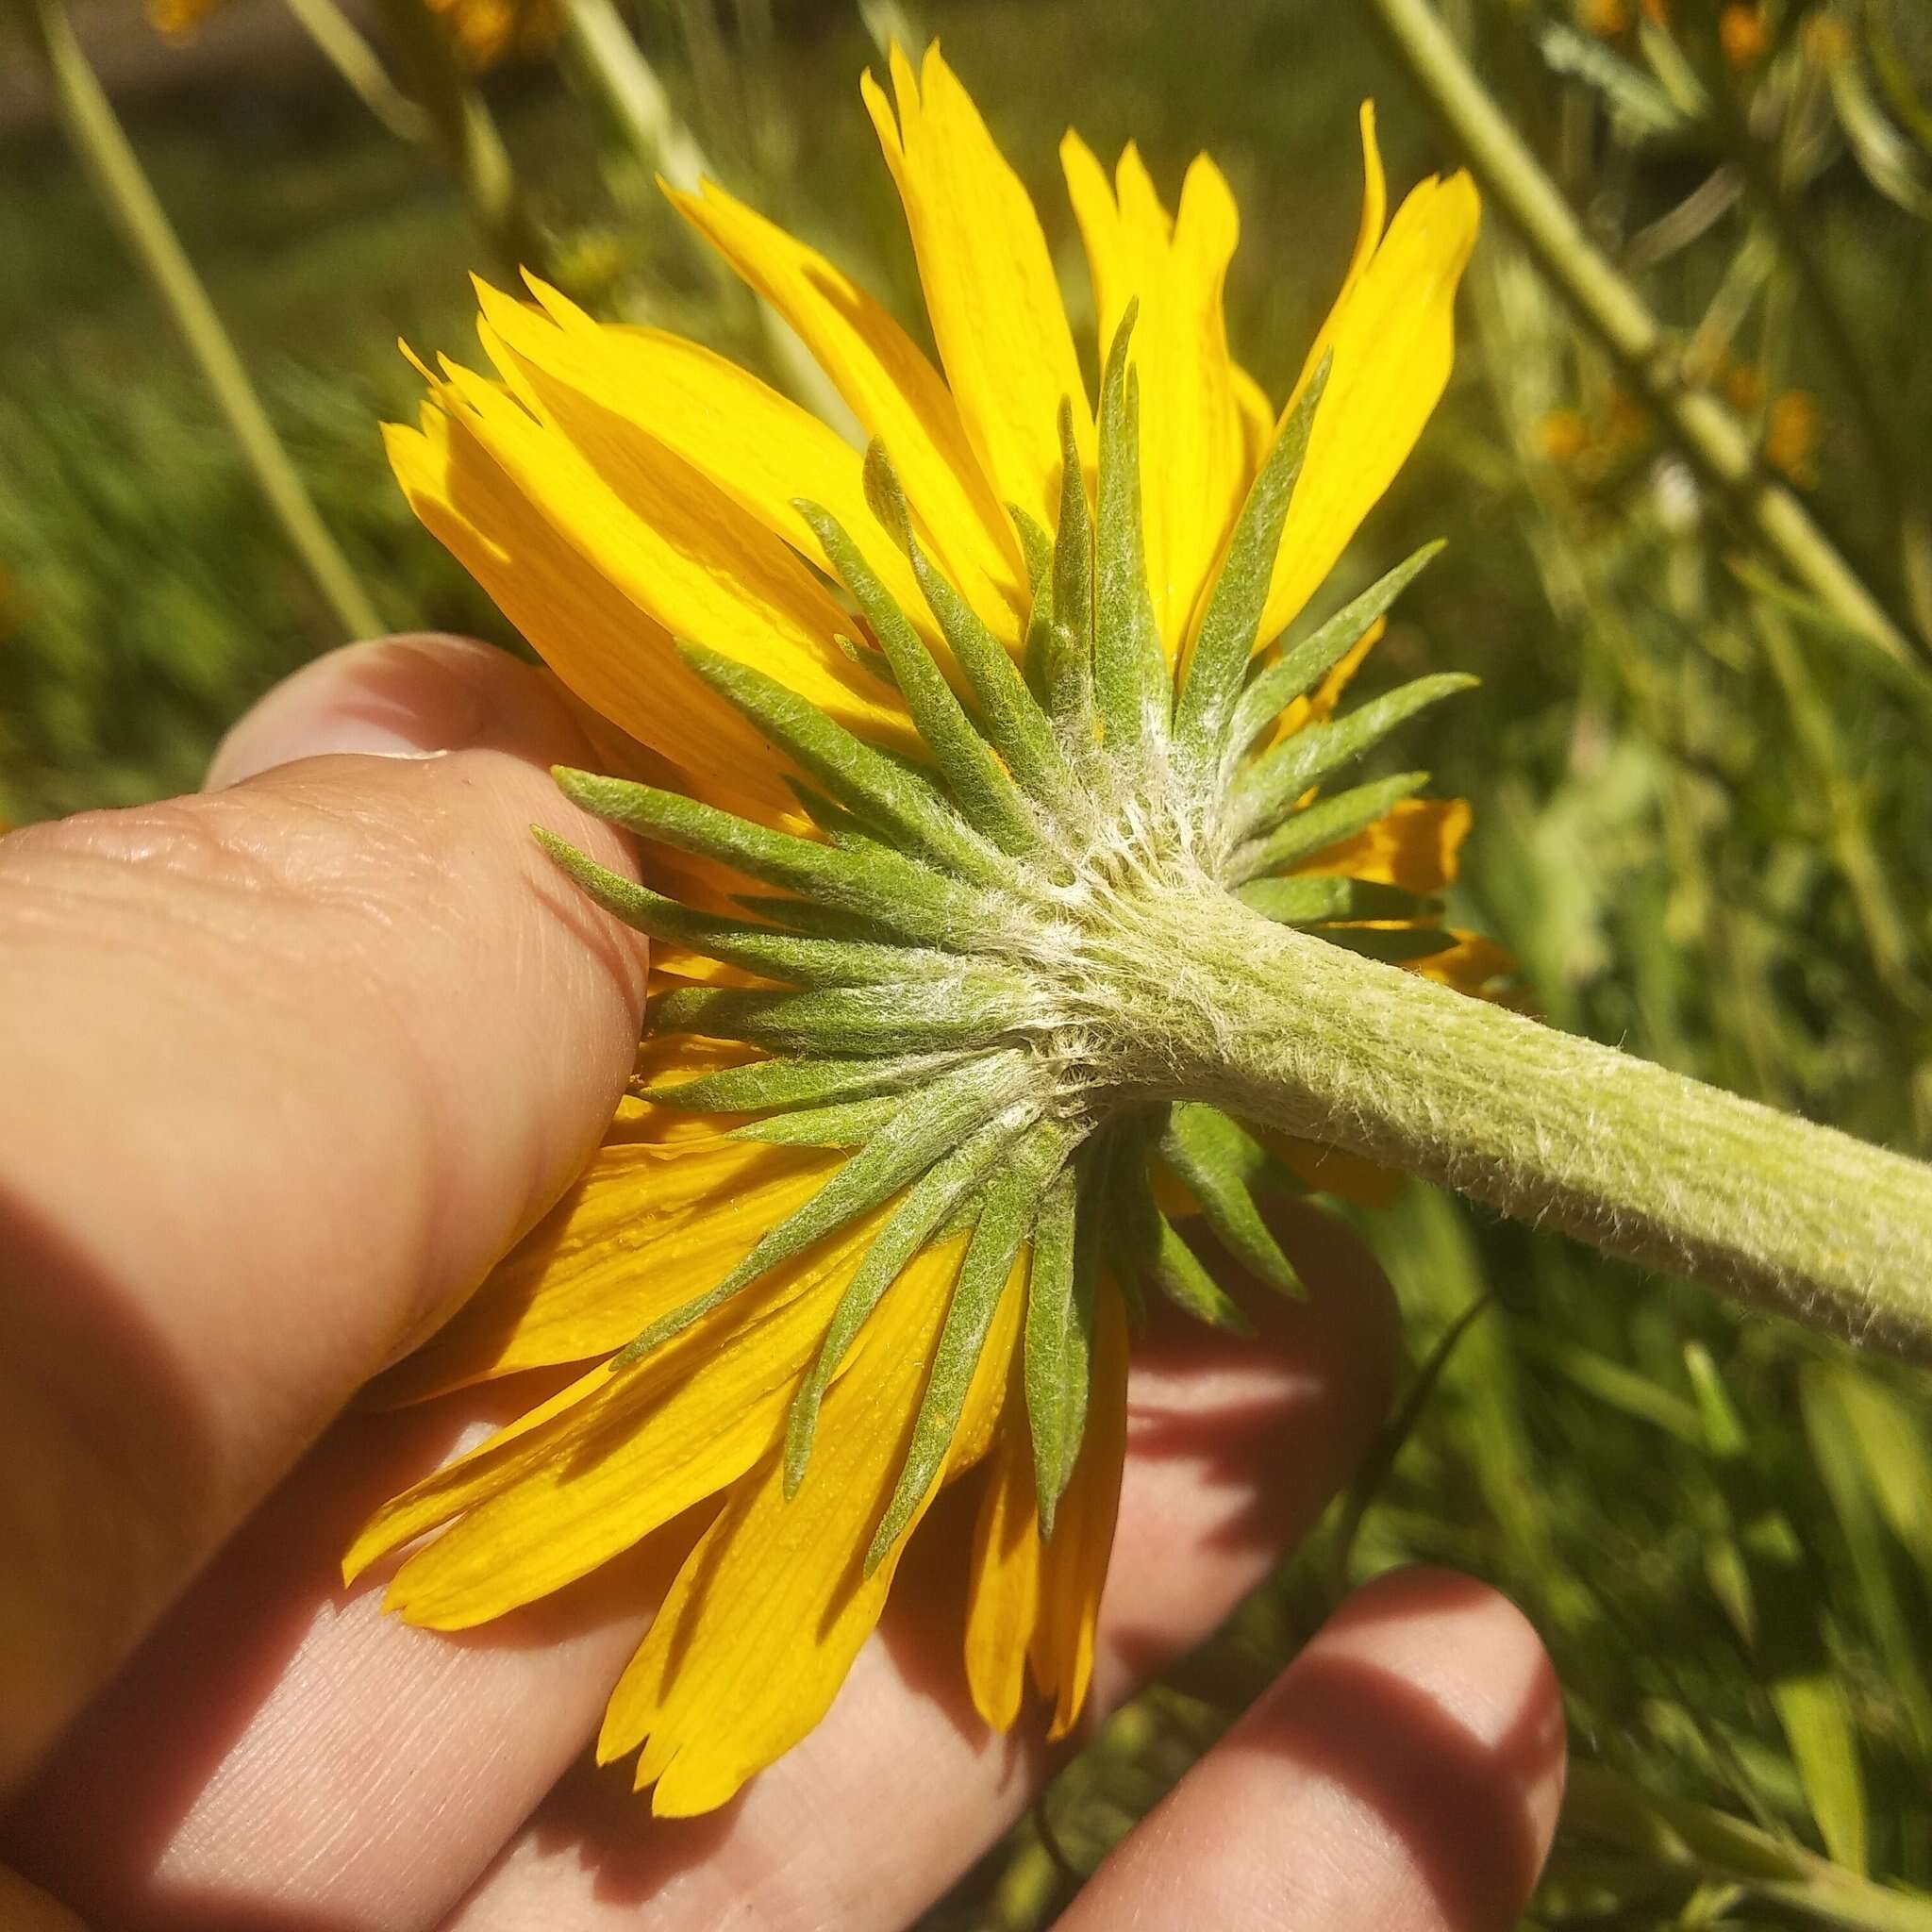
[0,634,648,1795]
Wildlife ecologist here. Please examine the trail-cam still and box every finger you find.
[0,635,649,1793]
[1,1209,1397,1932]
[1059,1567,1567,1932]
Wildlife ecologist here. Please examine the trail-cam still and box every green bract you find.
[541,320,1468,1555]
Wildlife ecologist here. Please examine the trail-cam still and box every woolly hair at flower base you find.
[351,42,1491,1816]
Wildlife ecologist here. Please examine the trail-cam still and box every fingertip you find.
[207,635,592,789]
[1076,1566,1566,1931]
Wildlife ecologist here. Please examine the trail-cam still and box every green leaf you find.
[1799,1365,1932,1753]
[863,443,1074,813]
[1228,541,1446,755]
[867,1120,1075,1574]
[1111,1121,1255,1334]
[1230,673,1477,841]
[782,1103,1036,1493]
[676,641,996,884]
[1174,356,1330,772]
[553,767,989,949]
[641,1049,973,1115]
[609,1050,1029,1373]
[799,498,1045,861]
[534,831,929,989]
[1023,1155,1092,1539]
[1228,771,1430,883]
[1158,1103,1303,1296]
[1236,874,1442,924]
[1092,306,1167,761]
[652,974,1025,1056]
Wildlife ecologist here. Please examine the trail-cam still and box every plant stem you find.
[1116,889,1932,1364]
[23,0,380,641]
[279,0,431,143]
[558,0,858,432]
[372,0,548,285]
[1359,0,1920,670]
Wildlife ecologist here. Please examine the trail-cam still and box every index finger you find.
[0,636,649,1793]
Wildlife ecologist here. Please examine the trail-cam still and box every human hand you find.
[0,633,1565,1931]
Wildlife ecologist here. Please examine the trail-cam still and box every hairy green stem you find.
[24,0,380,641]
[1116,890,1932,1363]
[1359,0,1920,669]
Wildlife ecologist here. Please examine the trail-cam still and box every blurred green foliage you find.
[4,0,1932,1924]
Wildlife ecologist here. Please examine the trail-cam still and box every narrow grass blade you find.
[1023,1155,1092,1539]
[1158,1103,1303,1296]
[782,1101,1035,1493]
[1174,357,1331,770]
[800,499,1044,861]
[553,768,987,948]
[1228,541,1445,755]
[1230,674,1477,841]
[609,1051,1027,1372]
[1229,771,1430,883]
[867,1120,1075,1574]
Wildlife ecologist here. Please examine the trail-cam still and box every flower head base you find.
[357,45,1486,1814]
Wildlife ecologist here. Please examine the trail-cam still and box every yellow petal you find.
[1340,105,1390,324]
[441,328,919,763]
[1063,135,1249,650]
[385,409,797,819]
[369,1136,843,1401]
[964,1382,1041,1732]
[1261,613,1385,752]
[865,44,1093,534]
[1293,795,1473,893]
[374,1217,880,1628]
[1411,930,1517,995]
[603,1232,1022,1815]
[1259,158,1478,642]
[1257,1128,1405,1209]
[1029,1280,1127,1738]
[475,276,945,655]
[665,175,1025,638]
[1232,363,1274,472]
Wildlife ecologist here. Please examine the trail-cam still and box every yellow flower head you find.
[425,0,559,70]
[143,0,224,42]
[357,45,1484,1815]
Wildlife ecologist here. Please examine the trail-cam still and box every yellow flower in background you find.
[145,0,556,67]
[425,0,558,70]
[143,0,223,42]
[356,44,1485,1815]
